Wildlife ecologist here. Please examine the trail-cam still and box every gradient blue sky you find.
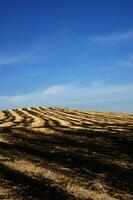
[0,0,133,113]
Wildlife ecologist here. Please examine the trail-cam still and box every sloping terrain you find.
[0,107,133,200]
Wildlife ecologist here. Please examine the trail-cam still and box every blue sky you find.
[0,0,133,113]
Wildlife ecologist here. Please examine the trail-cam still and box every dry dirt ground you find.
[0,107,133,200]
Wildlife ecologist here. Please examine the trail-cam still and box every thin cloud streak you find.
[0,83,133,113]
[0,53,33,66]
[91,30,133,43]
[90,80,105,87]
[0,46,47,66]
[119,55,133,67]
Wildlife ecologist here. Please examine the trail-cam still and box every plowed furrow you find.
[30,107,76,128]
[21,108,45,128]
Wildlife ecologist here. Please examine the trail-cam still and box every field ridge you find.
[0,107,133,199]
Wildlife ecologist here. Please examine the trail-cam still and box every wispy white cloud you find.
[0,53,33,66]
[119,55,133,67]
[0,83,133,113]
[0,46,47,66]
[91,30,133,43]
[90,80,105,87]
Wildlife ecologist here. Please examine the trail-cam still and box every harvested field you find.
[0,107,133,200]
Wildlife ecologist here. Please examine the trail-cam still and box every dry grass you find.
[0,107,133,199]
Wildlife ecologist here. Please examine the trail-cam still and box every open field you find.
[0,107,133,200]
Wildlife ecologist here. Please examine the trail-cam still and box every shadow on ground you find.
[0,125,133,200]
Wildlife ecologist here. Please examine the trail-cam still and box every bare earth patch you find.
[0,107,133,199]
